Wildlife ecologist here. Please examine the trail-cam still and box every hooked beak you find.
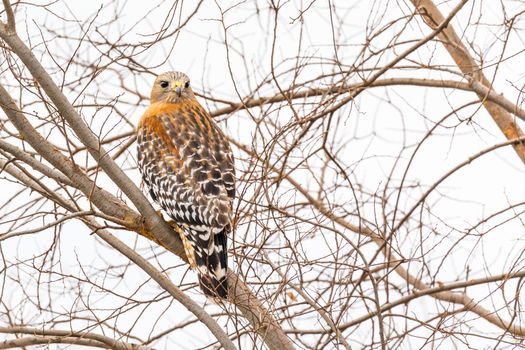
[172,81,183,97]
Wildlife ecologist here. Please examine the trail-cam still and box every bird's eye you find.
[184,81,190,89]
[159,81,169,88]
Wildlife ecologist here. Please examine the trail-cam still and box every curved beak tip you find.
[175,87,182,97]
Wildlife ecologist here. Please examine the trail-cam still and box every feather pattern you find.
[137,71,234,299]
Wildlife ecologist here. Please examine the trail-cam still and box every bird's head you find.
[150,71,194,103]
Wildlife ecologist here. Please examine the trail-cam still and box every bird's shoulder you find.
[138,102,181,128]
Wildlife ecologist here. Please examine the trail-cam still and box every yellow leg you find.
[166,220,197,270]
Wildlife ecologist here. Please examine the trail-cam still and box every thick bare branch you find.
[0,326,152,350]
[410,0,525,164]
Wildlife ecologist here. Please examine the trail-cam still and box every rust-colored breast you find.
[139,103,180,159]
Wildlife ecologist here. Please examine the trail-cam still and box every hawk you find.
[136,71,235,299]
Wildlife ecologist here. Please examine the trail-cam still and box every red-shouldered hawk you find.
[137,71,235,299]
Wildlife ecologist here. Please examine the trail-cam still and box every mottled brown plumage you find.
[137,71,235,299]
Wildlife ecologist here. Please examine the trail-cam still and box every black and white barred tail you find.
[186,225,229,299]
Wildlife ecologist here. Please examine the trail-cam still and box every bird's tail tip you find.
[199,273,228,301]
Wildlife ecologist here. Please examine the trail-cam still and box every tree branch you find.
[410,0,525,164]
[211,77,525,123]
[0,326,152,350]
[0,139,74,186]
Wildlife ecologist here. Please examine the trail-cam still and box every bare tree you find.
[1,1,525,349]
